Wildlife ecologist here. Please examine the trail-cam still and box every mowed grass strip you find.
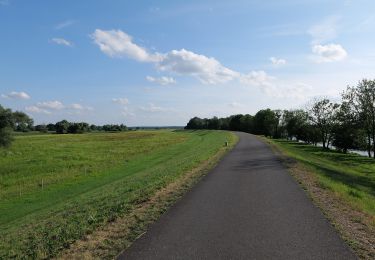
[265,139,375,258]
[0,130,235,259]
[268,139,375,218]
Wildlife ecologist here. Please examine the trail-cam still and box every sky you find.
[1,0,375,126]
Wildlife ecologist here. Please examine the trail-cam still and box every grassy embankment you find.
[266,139,374,259]
[0,130,237,259]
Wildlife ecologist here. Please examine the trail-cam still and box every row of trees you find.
[34,122,127,133]
[0,105,34,147]
[186,79,375,158]
[0,105,128,147]
[37,120,128,134]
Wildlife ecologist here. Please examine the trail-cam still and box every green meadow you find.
[268,139,375,217]
[0,130,235,258]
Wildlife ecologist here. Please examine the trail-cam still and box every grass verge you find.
[0,130,237,259]
[262,138,374,259]
[57,131,238,259]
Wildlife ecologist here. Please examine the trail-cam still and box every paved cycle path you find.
[118,132,356,259]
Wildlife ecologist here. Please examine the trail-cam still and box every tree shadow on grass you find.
[302,159,375,197]
[277,140,375,170]
[275,140,375,196]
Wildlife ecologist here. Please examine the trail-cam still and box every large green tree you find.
[282,109,309,141]
[253,109,278,137]
[308,98,339,149]
[55,120,70,134]
[331,101,359,153]
[12,111,33,132]
[0,105,15,147]
[344,79,375,157]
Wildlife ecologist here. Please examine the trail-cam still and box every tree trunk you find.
[367,133,371,157]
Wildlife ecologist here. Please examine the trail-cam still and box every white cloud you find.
[157,49,239,84]
[139,103,168,113]
[91,29,160,62]
[69,103,84,110]
[55,20,75,30]
[112,98,129,105]
[36,100,65,110]
[146,76,176,85]
[91,28,312,102]
[25,100,92,115]
[92,29,239,85]
[240,71,274,87]
[67,103,93,111]
[308,16,341,44]
[90,29,320,103]
[25,106,51,114]
[51,38,73,47]
[312,43,347,63]
[1,91,31,100]
[121,107,135,117]
[270,57,286,66]
[112,98,132,117]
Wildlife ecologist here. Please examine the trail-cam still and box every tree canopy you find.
[185,78,375,158]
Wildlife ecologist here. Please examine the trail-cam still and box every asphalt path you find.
[118,132,356,259]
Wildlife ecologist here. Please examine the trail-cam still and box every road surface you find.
[118,132,356,259]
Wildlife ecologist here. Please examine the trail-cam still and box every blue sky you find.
[1,0,375,126]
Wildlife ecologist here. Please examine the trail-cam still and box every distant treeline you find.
[38,120,128,134]
[0,105,128,147]
[186,79,375,158]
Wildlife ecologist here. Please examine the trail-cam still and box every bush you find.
[0,127,14,148]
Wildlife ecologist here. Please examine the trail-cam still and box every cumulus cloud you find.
[1,91,30,99]
[240,71,274,87]
[157,49,239,84]
[121,106,135,117]
[112,97,133,117]
[69,103,84,110]
[146,76,176,85]
[25,100,92,114]
[25,106,51,114]
[312,43,347,63]
[91,28,310,103]
[91,29,239,84]
[112,98,129,105]
[139,103,168,113]
[270,57,286,66]
[68,103,93,111]
[36,100,65,110]
[51,38,73,47]
[91,29,160,62]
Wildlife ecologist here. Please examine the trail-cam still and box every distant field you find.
[0,130,236,258]
[268,140,375,217]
